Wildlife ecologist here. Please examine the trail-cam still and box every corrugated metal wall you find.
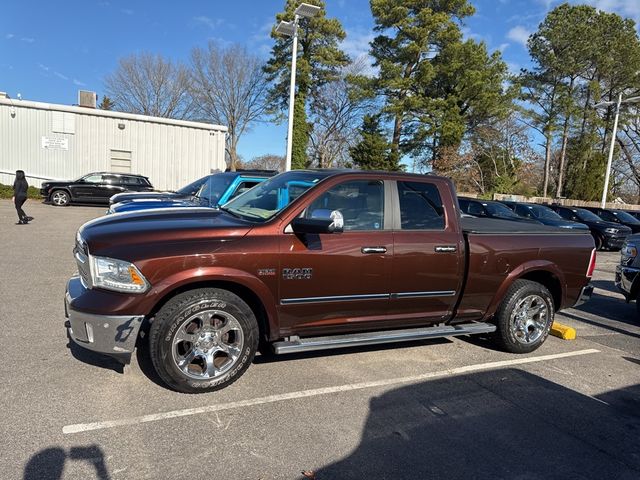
[0,100,227,190]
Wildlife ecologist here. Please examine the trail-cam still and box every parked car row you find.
[458,196,640,251]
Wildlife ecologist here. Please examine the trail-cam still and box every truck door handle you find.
[435,245,457,253]
[361,247,387,254]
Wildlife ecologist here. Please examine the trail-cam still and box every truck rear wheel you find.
[492,279,554,354]
[149,288,258,393]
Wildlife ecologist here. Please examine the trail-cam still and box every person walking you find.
[12,170,29,225]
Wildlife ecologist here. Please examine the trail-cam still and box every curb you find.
[550,322,576,340]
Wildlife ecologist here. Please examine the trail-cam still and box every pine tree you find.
[369,0,509,168]
[350,115,401,171]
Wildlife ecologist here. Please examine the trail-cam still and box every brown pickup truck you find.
[66,170,596,393]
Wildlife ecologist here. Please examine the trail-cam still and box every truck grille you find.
[74,238,91,288]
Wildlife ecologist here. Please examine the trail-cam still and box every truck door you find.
[278,179,392,335]
[390,180,464,323]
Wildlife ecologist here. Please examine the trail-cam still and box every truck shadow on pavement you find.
[564,290,640,338]
[590,279,620,294]
[24,445,110,480]
[66,338,125,374]
[309,369,640,480]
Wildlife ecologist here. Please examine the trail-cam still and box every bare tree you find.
[104,53,194,119]
[241,154,285,172]
[190,43,269,171]
[308,57,374,168]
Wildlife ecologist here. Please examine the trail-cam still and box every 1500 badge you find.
[282,268,313,280]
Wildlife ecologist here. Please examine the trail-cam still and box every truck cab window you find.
[397,181,445,230]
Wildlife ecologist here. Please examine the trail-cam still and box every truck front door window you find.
[305,180,384,231]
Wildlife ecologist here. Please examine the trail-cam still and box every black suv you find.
[581,207,640,234]
[458,197,540,224]
[501,201,589,230]
[550,205,631,250]
[41,172,154,206]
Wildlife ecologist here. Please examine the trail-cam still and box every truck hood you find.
[109,191,181,205]
[584,219,632,233]
[536,218,589,229]
[78,207,253,259]
[109,196,207,213]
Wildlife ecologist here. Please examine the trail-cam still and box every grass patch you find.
[0,184,41,199]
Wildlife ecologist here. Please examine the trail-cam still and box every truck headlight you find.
[605,228,619,234]
[622,244,637,258]
[89,255,149,293]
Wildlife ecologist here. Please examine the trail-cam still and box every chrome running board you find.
[272,322,496,354]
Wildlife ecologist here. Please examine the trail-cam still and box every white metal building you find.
[0,95,227,190]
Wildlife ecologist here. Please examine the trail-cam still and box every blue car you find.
[108,171,275,214]
[501,201,590,230]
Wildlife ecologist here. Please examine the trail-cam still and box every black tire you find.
[593,233,604,251]
[636,293,640,318]
[149,288,258,393]
[51,189,70,206]
[492,279,554,354]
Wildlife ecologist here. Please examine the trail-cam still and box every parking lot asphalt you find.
[1,199,639,480]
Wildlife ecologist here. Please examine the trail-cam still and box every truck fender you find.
[483,260,566,320]
[147,267,279,340]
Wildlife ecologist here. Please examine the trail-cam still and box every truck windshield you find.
[485,202,519,218]
[193,175,235,205]
[529,205,563,220]
[177,176,210,196]
[613,210,640,224]
[220,171,330,222]
[575,209,603,222]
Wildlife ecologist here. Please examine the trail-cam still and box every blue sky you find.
[2,0,639,163]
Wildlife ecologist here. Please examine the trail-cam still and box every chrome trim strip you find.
[281,290,457,305]
[393,290,456,299]
[281,293,390,305]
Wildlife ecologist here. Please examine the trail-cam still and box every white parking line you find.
[63,348,600,434]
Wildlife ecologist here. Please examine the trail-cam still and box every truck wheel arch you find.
[485,262,565,320]
[146,273,278,344]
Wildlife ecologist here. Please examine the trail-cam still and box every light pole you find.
[594,93,640,208]
[275,3,321,172]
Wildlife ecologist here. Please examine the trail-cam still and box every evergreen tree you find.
[265,0,349,169]
[350,115,401,171]
[369,0,509,168]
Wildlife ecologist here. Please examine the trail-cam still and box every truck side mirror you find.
[290,209,344,234]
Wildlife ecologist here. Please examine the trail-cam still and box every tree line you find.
[101,1,640,202]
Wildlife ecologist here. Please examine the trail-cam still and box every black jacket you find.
[13,179,28,198]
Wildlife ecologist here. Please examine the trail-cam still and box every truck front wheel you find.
[492,279,554,354]
[149,288,258,393]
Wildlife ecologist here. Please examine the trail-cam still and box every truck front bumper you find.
[65,275,144,364]
[615,265,640,301]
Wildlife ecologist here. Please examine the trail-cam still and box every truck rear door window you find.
[397,181,445,230]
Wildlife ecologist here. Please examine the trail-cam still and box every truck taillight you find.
[586,248,596,278]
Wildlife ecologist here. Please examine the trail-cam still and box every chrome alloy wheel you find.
[52,191,68,206]
[509,294,550,345]
[171,307,245,381]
